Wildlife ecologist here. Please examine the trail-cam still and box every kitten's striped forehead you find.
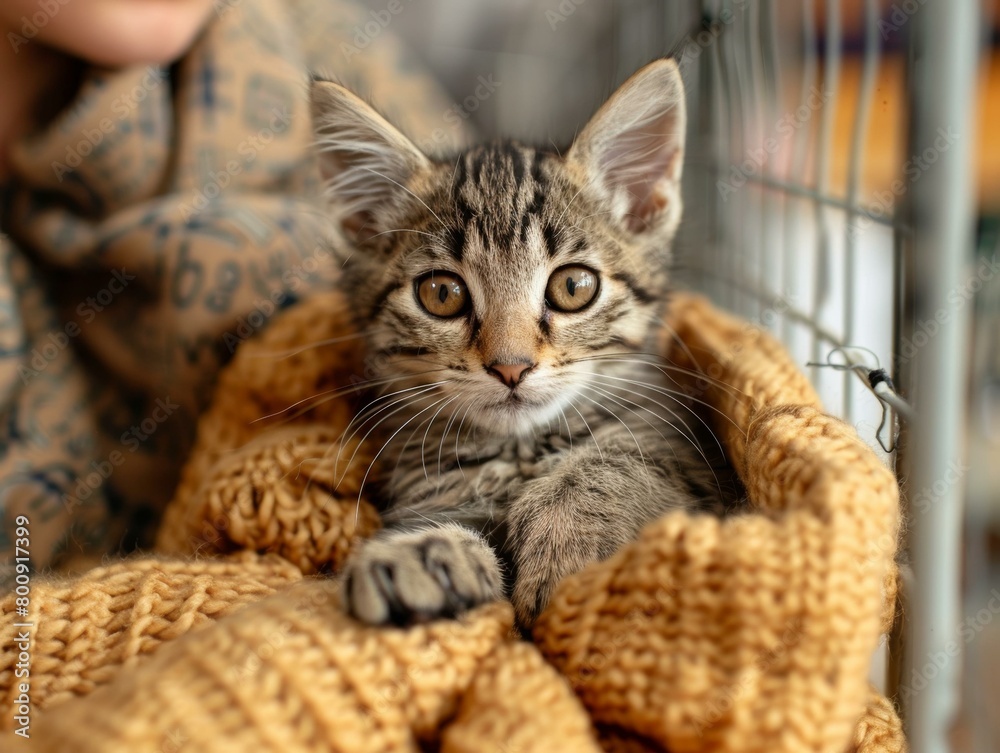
[420,142,584,274]
[442,142,558,261]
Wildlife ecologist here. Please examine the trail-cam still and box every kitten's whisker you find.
[329,382,442,457]
[388,403,444,488]
[251,387,350,425]
[581,373,699,441]
[354,395,453,526]
[340,382,443,445]
[452,399,477,480]
[449,154,464,193]
[251,371,443,425]
[575,361,749,432]
[572,354,750,402]
[579,382,679,469]
[566,206,618,229]
[584,379,731,477]
[558,407,573,451]
[335,390,440,494]
[471,419,481,462]
[582,380,725,501]
[435,395,466,482]
[420,395,459,484]
[295,388,437,503]
[386,508,440,530]
[365,227,436,241]
[360,167,445,226]
[266,390,371,428]
[341,378,450,436]
[246,329,388,360]
[578,370,739,446]
[335,383,447,485]
[567,399,603,462]
[555,183,589,227]
[299,395,420,490]
[574,388,653,494]
[373,356,461,378]
[651,317,719,387]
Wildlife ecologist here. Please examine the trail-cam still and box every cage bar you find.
[897,0,979,749]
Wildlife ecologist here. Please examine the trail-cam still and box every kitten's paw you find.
[342,524,503,626]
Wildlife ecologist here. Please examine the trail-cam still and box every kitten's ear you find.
[567,59,686,235]
[310,78,431,237]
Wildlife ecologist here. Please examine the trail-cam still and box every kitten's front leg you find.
[343,523,504,626]
[507,446,692,627]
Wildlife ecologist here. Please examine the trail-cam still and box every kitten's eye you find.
[415,272,469,318]
[546,265,599,312]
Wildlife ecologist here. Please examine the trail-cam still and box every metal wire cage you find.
[673,3,985,751]
[375,0,996,748]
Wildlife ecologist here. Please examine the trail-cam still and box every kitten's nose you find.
[486,361,534,388]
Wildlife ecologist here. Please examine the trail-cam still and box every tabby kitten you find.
[311,59,726,628]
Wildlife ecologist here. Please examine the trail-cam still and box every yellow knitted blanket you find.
[0,291,906,752]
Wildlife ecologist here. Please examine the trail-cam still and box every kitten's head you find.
[311,59,686,436]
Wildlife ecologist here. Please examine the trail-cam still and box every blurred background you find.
[356,0,999,750]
